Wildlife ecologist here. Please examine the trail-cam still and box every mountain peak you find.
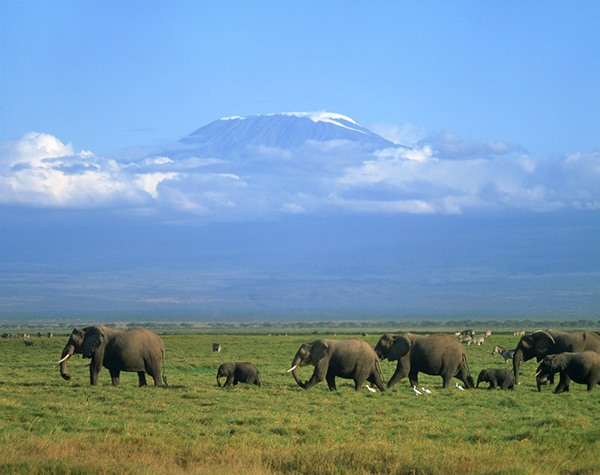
[220,111,361,129]
[181,112,401,157]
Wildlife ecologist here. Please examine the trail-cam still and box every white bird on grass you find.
[412,386,422,395]
[365,384,376,393]
[456,383,464,390]
[421,387,432,394]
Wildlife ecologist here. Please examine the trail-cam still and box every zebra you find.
[471,336,486,346]
[491,345,515,364]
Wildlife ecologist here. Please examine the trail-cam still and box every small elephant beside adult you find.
[374,333,474,389]
[53,326,167,386]
[513,330,600,384]
[217,362,262,387]
[477,368,515,390]
[288,338,386,392]
[535,351,600,393]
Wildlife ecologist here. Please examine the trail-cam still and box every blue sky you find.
[1,2,599,320]
[2,2,599,157]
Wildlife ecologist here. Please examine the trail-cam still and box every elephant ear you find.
[82,327,105,359]
[310,341,330,365]
[548,354,567,371]
[533,331,556,358]
[388,335,411,361]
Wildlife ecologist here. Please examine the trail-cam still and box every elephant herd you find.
[51,326,600,394]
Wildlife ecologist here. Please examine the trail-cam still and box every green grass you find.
[1,332,599,474]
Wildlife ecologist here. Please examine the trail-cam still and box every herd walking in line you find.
[44,326,600,394]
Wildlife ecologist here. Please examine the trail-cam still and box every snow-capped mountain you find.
[178,112,403,158]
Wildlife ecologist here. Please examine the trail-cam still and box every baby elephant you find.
[217,362,262,387]
[476,368,515,390]
[535,351,600,393]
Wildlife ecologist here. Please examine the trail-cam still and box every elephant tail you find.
[462,353,475,388]
[376,359,386,386]
[161,348,168,386]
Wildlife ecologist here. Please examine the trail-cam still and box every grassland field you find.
[1,330,599,474]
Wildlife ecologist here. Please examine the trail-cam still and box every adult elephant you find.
[217,362,262,387]
[288,338,386,392]
[52,326,167,386]
[535,351,600,393]
[513,330,600,385]
[374,333,474,389]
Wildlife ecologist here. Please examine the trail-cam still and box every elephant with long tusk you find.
[288,338,386,392]
[49,354,71,365]
[55,326,167,387]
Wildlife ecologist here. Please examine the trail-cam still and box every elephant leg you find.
[555,373,570,393]
[367,373,387,392]
[137,372,147,387]
[387,364,409,388]
[109,369,121,386]
[145,361,162,386]
[89,359,102,386]
[326,373,337,391]
[304,365,327,390]
[488,381,497,389]
[224,375,235,387]
[408,370,419,389]
[441,373,453,389]
[455,365,473,389]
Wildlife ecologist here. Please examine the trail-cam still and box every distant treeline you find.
[3,318,597,334]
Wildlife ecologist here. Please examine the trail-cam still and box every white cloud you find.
[1,130,599,218]
[370,123,426,147]
[133,172,178,199]
[334,135,600,214]
[0,132,177,208]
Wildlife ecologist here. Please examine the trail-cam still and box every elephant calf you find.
[477,368,515,390]
[535,351,600,393]
[217,362,262,387]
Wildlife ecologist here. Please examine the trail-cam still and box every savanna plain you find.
[1,329,599,474]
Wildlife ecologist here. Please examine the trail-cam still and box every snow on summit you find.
[183,112,399,157]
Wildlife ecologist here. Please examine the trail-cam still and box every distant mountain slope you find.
[178,112,403,157]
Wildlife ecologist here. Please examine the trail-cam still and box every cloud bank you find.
[1,129,599,219]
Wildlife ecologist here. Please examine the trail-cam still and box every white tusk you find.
[535,371,541,377]
[49,354,71,366]
[286,365,298,373]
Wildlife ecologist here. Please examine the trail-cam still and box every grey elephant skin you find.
[217,362,261,387]
[477,368,515,390]
[374,333,475,389]
[58,326,167,386]
[535,351,600,393]
[513,330,600,384]
[289,338,386,391]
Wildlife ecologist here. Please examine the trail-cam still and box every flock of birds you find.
[364,383,463,394]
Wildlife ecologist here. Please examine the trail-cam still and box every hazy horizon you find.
[1,3,599,321]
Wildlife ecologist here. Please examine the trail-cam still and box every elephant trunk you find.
[513,349,524,385]
[290,356,306,389]
[59,343,75,381]
[536,372,543,392]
